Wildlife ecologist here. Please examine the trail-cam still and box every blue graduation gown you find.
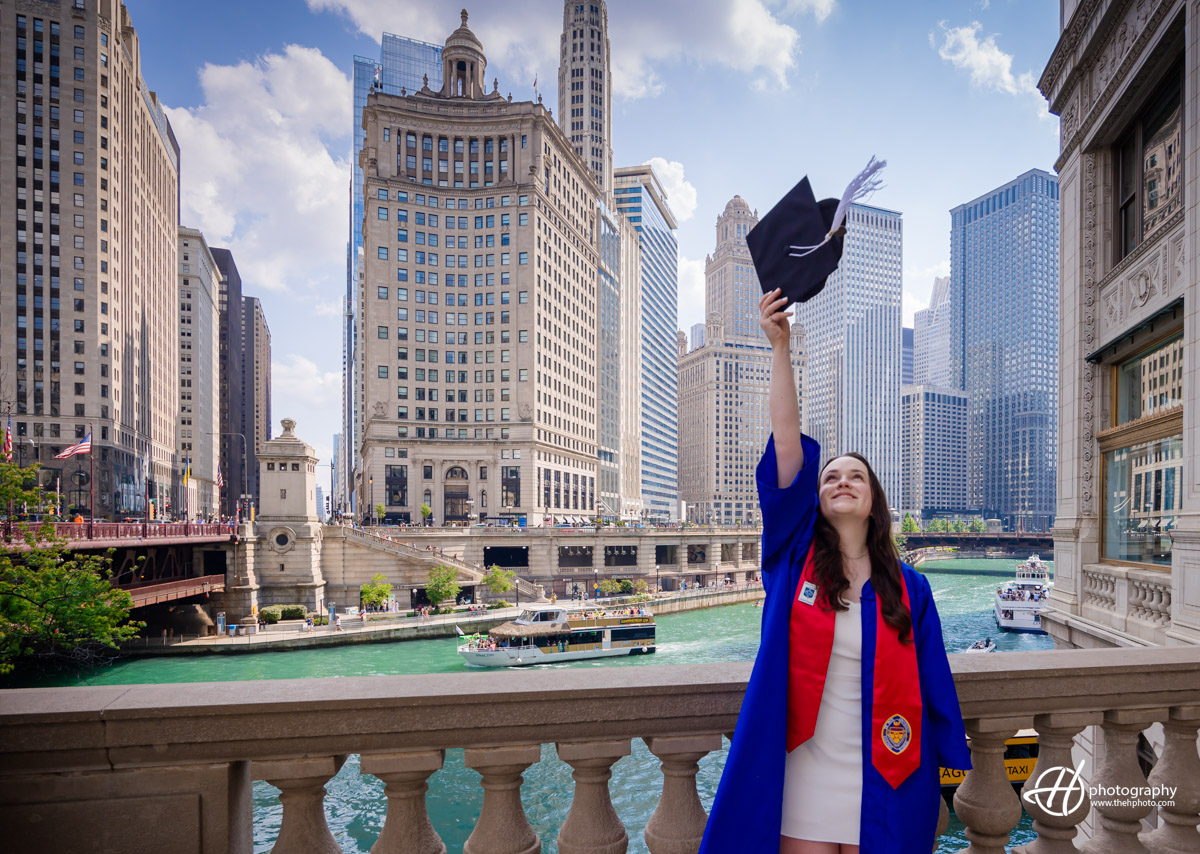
[699,435,973,854]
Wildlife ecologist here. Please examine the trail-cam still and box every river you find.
[13,557,1054,851]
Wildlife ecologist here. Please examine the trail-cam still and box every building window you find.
[1100,333,1185,566]
[1115,65,1183,261]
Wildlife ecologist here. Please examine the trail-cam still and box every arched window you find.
[445,466,468,480]
[423,489,432,507]
[481,489,487,509]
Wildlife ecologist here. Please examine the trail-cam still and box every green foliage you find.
[360,573,393,609]
[490,599,511,609]
[617,579,635,594]
[633,579,649,595]
[420,503,433,520]
[901,513,920,533]
[280,604,307,620]
[374,503,385,522]
[0,462,143,674]
[926,517,948,533]
[893,535,907,553]
[950,520,968,533]
[968,517,987,533]
[259,605,283,623]
[482,565,516,596]
[425,564,461,609]
[596,578,622,595]
[0,540,144,674]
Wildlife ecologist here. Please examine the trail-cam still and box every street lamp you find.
[369,475,375,525]
[207,431,250,523]
[655,564,660,594]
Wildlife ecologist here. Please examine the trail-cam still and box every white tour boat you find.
[458,604,656,667]
[994,554,1052,633]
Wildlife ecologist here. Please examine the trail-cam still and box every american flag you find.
[216,464,224,488]
[55,432,92,459]
[3,413,11,462]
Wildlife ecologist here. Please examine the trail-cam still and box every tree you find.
[0,529,143,675]
[969,517,987,533]
[425,564,461,611]
[374,503,385,525]
[482,564,516,597]
[420,503,433,525]
[927,517,947,533]
[360,573,393,610]
[901,513,919,533]
[893,535,907,554]
[597,578,622,595]
[950,519,968,534]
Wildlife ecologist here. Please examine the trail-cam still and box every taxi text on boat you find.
[457,604,656,667]
[994,554,1052,634]
[941,729,1039,788]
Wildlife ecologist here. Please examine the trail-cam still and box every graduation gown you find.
[698,435,972,854]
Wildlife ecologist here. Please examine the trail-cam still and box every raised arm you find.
[760,288,804,486]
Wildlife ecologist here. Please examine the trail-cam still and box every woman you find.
[698,289,972,854]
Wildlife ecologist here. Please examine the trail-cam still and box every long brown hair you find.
[811,452,913,643]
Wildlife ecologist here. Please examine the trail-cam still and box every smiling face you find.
[818,455,874,523]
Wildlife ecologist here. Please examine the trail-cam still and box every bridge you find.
[899,531,1054,552]
[2,521,237,609]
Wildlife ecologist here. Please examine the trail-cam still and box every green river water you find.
[14,558,1054,852]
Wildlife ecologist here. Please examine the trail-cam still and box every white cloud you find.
[272,354,343,462]
[901,259,949,325]
[645,157,698,222]
[166,44,353,467]
[934,21,1050,121]
[780,0,836,24]
[902,290,929,329]
[676,255,707,334]
[310,0,804,99]
[164,45,351,296]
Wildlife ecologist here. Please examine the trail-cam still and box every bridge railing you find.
[1,647,1197,853]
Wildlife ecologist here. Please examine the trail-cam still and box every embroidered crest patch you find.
[882,714,912,754]
[798,580,818,606]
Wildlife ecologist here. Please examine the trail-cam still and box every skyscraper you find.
[913,275,955,389]
[356,11,601,525]
[211,248,244,518]
[614,165,680,522]
[950,169,1059,530]
[678,196,804,525]
[901,327,914,386]
[345,35,443,516]
[559,1,613,196]
[242,296,271,514]
[1,1,180,518]
[901,384,968,519]
[178,228,221,519]
[797,204,903,504]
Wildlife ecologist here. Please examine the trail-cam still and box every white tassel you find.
[788,156,887,257]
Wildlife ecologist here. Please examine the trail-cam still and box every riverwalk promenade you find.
[121,583,767,655]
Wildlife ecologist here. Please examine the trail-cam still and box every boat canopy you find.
[489,620,570,639]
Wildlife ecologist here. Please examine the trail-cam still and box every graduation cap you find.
[747,156,887,305]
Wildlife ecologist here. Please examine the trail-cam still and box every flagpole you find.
[88,422,94,539]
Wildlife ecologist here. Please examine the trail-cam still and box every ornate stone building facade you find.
[357,13,602,526]
[1041,0,1199,647]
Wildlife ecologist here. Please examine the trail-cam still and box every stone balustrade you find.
[1076,564,1177,644]
[1,648,1198,853]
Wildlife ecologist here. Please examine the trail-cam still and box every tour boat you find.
[964,637,997,653]
[458,605,656,667]
[994,554,1052,633]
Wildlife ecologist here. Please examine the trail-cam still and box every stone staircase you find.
[338,526,539,599]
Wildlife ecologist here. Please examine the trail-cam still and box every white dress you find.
[781,600,863,843]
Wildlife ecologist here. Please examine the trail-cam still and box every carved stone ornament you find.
[373,401,386,418]
[1081,153,1098,516]
[1128,254,1161,311]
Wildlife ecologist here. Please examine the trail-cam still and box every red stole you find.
[787,544,923,789]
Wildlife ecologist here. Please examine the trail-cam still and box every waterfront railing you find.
[1,648,1197,852]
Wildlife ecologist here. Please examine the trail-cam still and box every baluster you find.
[953,718,1025,854]
[1013,711,1101,854]
[556,739,631,854]
[1079,709,1164,854]
[360,749,446,854]
[254,754,347,854]
[1142,706,1200,854]
[643,734,722,854]
[463,744,542,854]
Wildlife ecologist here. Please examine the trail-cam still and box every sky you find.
[122,0,1062,467]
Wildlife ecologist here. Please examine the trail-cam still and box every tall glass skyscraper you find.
[615,165,680,521]
[797,204,904,505]
[950,169,1059,531]
[343,36,442,512]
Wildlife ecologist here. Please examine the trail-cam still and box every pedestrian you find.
[699,284,970,854]
[335,615,343,632]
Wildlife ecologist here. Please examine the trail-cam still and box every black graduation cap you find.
[747,157,887,305]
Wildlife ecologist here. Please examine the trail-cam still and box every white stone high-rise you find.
[705,197,760,340]
[797,204,903,506]
[559,0,613,197]
[913,275,955,389]
[177,228,221,519]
